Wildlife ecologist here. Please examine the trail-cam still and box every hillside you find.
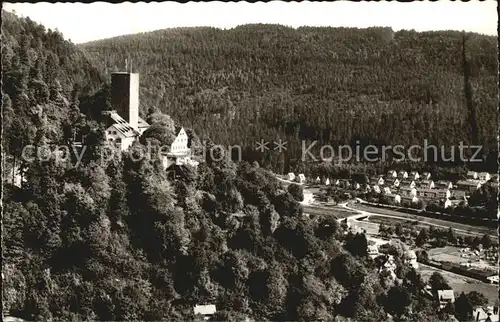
[80,25,498,172]
[2,10,105,168]
[2,13,462,321]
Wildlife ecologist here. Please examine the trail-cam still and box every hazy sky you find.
[4,1,497,44]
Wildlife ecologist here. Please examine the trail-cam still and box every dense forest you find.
[81,24,498,173]
[1,11,496,321]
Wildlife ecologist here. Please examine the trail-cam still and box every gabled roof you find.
[456,180,481,187]
[105,112,140,138]
[138,117,149,129]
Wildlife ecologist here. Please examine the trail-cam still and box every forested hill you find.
[2,13,491,321]
[2,10,105,160]
[80,25,498,172]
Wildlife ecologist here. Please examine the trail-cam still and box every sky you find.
[3,1,498,44]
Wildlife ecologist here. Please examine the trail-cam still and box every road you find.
[301,200,495,239]
[345,202,496,239]
[276,174,496,238]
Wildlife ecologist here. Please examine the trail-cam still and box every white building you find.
[325,178,330,185]
[387,170,397,178]
[287,172,296,181]
[383,186,391,195]
[421,172,431,180]
[487,275,499,284]
[297,174,306,184]
[161,127,194,169]
[400,187,417,197]
[394,194,401,204]
[398,171,408,179]
[467,171,478,180]
[419,180,435,189]
[405,250,419,269]
[478,172,491,182]
[193,304,216,320]
[368,245,380,259]
[410,171,420,181]
[437,290,455,310]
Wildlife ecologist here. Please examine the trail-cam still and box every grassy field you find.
[302,205,357,219]
[419,264,499,306]
[428,246,498,272]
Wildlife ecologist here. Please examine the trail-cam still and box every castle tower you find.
[111,72,139,131]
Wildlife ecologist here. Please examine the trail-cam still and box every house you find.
[400,187,417,197]
[478,172,491,182]
[334,179,340,186]
[368,245,380,259]
[444,199,452,209]
[398,170,409,179]
[467,171,479,180]
[287,172,296,181]
[437,289,455,310]
[473,307,498,322]
[377,176,385,186]
[436,181,453,190]
[383,255,397,272]
[385,178,401,187]
[394,194,402,204]
[419,180,435,189]
[325,178,330,185]
[405,250,419,269]
[487,275,499,284]
[410,171,420,180]
[418,188,450,200]
[193,304,216,320]
[385,178,395,187]
[400,179,416,189]
[372,185,381,194]
[452,189,468,199]
[400,195,419,204]
[383,186,392,195]
[421,172,431,180]
[456,180,482,193]
[297,174,306,184]
[315,176,321,183]
[354,182,361,190]
[387,170,397,178]
[102,111,143,151]
[103,72,150,151]
[161,127,193,169]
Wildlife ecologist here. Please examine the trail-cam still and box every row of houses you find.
[386,170,494,183]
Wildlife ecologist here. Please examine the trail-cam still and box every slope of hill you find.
[2,10,105,162]
[80,25,498,172]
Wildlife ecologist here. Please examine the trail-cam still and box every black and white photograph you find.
[2,1,498,321]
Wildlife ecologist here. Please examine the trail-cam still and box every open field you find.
[302,205,358,219]
[419,264,499,306]
[428,246,498,272]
